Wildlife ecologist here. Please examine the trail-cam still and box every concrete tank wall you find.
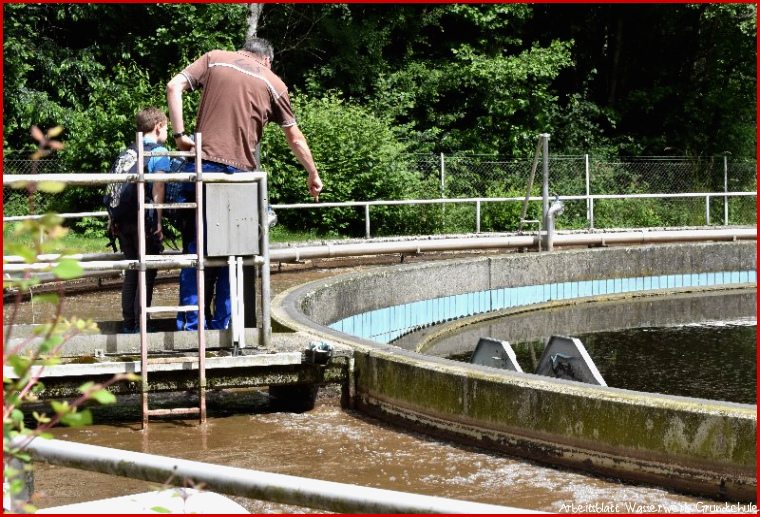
[299,242,757,326]
[273,242,757,501]
[403,288,757,357]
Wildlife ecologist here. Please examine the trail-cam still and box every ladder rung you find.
[146,407,201,416]
[145,202,198,209]
[146,305,199,313]
[143,150,197,158]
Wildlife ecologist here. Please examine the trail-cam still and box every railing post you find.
[705,195,711,226]
[365,204,371,239]
[475,199,481,234]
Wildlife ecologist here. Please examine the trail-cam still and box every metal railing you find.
[3,192,757,242]
[9,437,541,514]
[2,171,272,351]
[5,151,756,235]
[272,191,757,238]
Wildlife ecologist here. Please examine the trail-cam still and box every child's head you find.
[136,107,168,143]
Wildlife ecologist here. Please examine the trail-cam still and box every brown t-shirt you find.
[181,49,297,171]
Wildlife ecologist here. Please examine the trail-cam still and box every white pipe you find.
[237,257,245,348]
[4,230,755,275]
[15,437,538,514]
[545,200,565,252]
[268,228,755,263]
[229,256,239,346]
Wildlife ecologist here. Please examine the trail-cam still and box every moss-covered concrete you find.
[27,358,350,399]
[272,242,757,502]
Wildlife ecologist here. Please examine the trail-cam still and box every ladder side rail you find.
[193,133,207,424]
[258,173,271,350]
[135,132,151,429]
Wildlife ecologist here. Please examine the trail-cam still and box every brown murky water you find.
[34,395,731,514]
[6,253,754,513]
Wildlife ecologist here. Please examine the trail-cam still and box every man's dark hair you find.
[243,37,274,62]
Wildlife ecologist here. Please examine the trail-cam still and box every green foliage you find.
[261,92,419,236]
[481,185,542,232]
[4,3,756,166]
[3,3,755,234]
[3,167,136,513]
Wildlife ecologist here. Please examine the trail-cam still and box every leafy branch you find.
[3,127,139,513]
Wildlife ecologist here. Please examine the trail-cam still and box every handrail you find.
[4,191,757,223]
[2,171,266,187]
[3,173,757,238]
[12,437,541,514]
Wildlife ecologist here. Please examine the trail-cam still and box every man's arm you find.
[149,155,170,239]
[167,74,195,152]
[152,179,165,239]
[281,124,323,201]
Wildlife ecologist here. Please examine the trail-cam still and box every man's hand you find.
[154,223,164,242]
[175,134,195,152]
[309,173,323,202]
[282,125,322,201]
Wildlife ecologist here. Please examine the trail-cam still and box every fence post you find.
[585,154,591,228]
[440,153,445,197]
[705,195,711,226]
[723,155,729,225]
[440,153,446,231]
[541,134,550,233]
[475,200,481,234]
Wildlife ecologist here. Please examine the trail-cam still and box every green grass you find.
[269,225,351,243]
[3,221,349,257]
[3,222,111,255]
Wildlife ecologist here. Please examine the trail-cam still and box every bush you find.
[260,91,420,237]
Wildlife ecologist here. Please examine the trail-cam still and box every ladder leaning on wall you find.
[134,132,207,429]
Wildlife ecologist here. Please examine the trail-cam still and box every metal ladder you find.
[134,132,207,429]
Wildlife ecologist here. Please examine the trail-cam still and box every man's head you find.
[243,37,274,65]
[136,107,168,144]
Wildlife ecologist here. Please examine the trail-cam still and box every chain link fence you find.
[3,151,72,217]
[410,154,757,197]
[4,151,757,235]
[403,154,756,233]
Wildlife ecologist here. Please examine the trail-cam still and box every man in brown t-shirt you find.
[166,37,322,331]
[167,37,322,193]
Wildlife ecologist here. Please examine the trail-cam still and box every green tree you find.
[530,3,757,160]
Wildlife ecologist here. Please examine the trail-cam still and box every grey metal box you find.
[205,182,259,256]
